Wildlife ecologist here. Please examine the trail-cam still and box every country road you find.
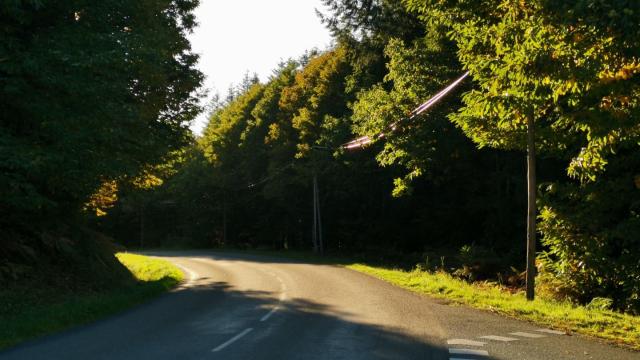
[2,251,638,360]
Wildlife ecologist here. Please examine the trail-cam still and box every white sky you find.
[188,0,334,135]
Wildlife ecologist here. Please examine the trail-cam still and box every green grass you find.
[0,253,183,350]
[115,253,183,284]
[346,263,640,350]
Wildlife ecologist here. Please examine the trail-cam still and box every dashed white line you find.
[252,267,287,321]
[449,348,489,356]
[260,306,280,322]
[450,358,478,360]
[510,331,546,338]
[212,328,254,352]
[447,339,486,346]
[479,335,519,342]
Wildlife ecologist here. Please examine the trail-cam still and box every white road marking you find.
[536,329,565,335]
[275,275,287,301]
[248,266,288,322]
[253,266,288,302]
[449,358,477,360]
[449,348,489,356]
[174,264,198,288]
[260,306,280,322]
[447,339,486,346]
[479,335,519,342]
[510,331,546,338]
[212,328,254,352]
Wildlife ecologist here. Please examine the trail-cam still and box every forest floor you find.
[0,253,182,350]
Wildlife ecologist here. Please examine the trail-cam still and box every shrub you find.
[538,152,640,314]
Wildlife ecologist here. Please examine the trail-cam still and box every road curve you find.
[1,251,637,360]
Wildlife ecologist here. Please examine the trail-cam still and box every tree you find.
[405,0,640,300]
[0,0,202,264]
[318,0,424,91]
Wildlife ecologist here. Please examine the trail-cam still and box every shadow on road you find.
[143,249,360,266]
[1,251,499,360]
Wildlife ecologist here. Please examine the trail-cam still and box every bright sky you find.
[188,0,334,135]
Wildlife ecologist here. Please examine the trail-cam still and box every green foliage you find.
[405,0,640,182]
[0,0,203,260]
[400,0,640,313]
[538,152,640,313]
[351,24,465,195]
[319,0,425,92]
[280,47,351,158]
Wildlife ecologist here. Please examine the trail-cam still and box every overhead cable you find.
[341,71,470,150]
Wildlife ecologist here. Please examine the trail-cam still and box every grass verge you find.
[0,253,183,350]
[346,263,640,350]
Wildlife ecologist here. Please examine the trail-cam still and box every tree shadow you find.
[1,252,498,360]
[141,249,356,266]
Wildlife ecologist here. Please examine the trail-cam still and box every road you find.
[1,251,637,360]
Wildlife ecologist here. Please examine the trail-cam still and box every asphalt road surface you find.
[2,251,638,360]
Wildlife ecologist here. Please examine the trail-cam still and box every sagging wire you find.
[246,162,295,189]
[341,71,470,150]
[240,72,470,190]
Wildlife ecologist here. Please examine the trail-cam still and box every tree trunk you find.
[525,115,537,301]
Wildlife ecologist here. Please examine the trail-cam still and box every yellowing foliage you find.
[599,61,640,84]
[132,172,163,190]
[84,180,118,216]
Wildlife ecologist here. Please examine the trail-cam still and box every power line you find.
[225,72,471,191]
[341,72,469,150]
[246,162,295,189]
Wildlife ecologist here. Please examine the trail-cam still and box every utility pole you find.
[310,145,328,255]
[314,173,324,255]
[312,172,318,253]
[525,115,536,301]
[139,204,145,250]
[222,189,228,245]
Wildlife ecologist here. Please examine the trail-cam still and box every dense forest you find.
[1,1,203,287]
[2,0,639,315]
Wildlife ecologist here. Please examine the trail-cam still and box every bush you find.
[538,152,640,314]
[453,244,504,282]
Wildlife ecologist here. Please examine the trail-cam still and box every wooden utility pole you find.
[314,174,324,255]
[312,173,318,253]
[310,146,328,255]
[222,191,227,245]
[139,204,145,250]
[525,115,537,301]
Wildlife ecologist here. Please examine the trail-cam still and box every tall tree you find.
[405,0,640,302]
[0,0,202,262]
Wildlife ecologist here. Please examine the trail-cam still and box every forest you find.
[2,0,639,316]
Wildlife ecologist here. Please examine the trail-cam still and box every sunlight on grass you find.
[116,253,183,286]
[347,264,640,350]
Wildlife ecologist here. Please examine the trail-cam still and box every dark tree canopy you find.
[0,0,202,262]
